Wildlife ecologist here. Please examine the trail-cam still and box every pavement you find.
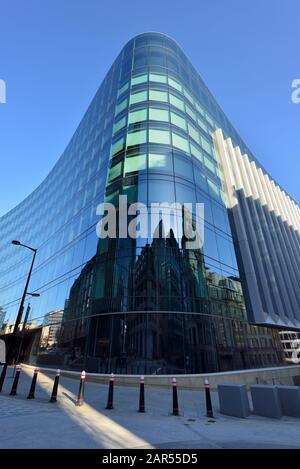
[0,367,299,449]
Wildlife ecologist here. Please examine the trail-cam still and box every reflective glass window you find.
[149,153,173,172]
[110,136,125,157]
[201,135,213,156]
[186,105,196,122]
[148,178,175,204]
[208,178,221,200]
[149,89,168,102]
[194,168,208,193]
[197,117,208,133]
[212,203,230,234]
[131,74,148,86]
[118,81,129,97]
[171,132,190,153]
[149,73,167,83]
[170,94,185,111]
[176,182,196,205]
[127,130,147,147]
[115,98,128,116]
[108,161,123,182]
[183,88,194,104]
[149,128,171,145]
[204,156,216,174]
[204,225,219,261]
[174,155,194,181]
[170,112,187,131]
[206,114,214,128]
[190,143,203,162]
[130,90,148,105]
[149,108,169,122]
[113,116,126,134]
[195,101,205,116]
[188,123,200,144]
[128,108,147,124]
[168,77,182,92]
[125,154,147,173]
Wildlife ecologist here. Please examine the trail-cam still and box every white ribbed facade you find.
[214,129,300,329]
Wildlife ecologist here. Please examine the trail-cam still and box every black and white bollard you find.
[138,375,145,413]
[0,364,8,393]
[10,365,22,396]
[106,373,114,410]
[27,367,39,399]
[75,370,86,406]
[172,377,179,416]
[204,379,214,418]
[49,369,61,403]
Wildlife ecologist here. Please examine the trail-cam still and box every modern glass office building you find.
[1,32,298,374]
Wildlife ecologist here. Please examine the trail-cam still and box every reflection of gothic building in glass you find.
[1,32,298,374]
[279,331,300,365]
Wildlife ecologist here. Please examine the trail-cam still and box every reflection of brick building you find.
[40,310,64,349]
[279,331,300,364]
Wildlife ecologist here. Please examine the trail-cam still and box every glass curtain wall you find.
[0,33,284,373]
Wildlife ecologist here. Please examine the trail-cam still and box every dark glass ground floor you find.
[22,312,285,374]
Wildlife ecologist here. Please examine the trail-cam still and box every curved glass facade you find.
[0,33,284,373]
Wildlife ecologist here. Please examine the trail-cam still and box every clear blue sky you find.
[0,0,299,216]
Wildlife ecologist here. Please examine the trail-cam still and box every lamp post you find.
[9,241,37,364]
[13,293,40,372]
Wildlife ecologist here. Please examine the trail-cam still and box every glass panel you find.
[204,225,219,261]
[186,105,196,122]
[197,117,208,133]
[204,156,216,174]
[190,143,203,162]
[118,81,129,97]
[149,128,171,145]
[168,76,182,92]
[113,116,126,134]
[131,74,148,86]
[201,135,213,156]
[195,101,205,116]
[128,108,147,124]
[206,114,214,128]
[115,98,128,116]
[108,161,122,182]
[149,89,168,102]
[110,136,125,157]
[188,123,200,144]
[183,88,193,104]
[169,94,185,111]
[149,108,169,122]
[127,130,147,147]
[195,169,208,193]
[208,178,221,200]
[174,155,193,181]
[130,90,148,105]
[176,182,196,205]
[149,153,173,172]
[148,178,175,204]
[125,154,147,173]
[149,73,167,83]
[171,132,189,153]
[170,112,187,131]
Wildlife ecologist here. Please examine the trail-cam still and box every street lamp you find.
[9,240,37,364]
[0,241,38,390]
[13,292,41,371]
